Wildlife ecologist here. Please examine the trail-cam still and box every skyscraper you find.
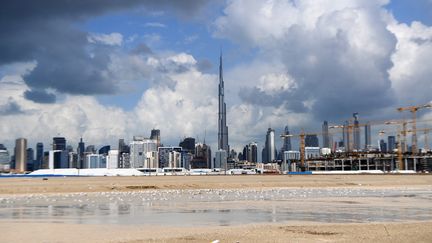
[218,53,229,153]
[179,137,195,154]
[380,139,387,153]
[343,120,351,152]
[26,148,34,171]
[36,142,43,170]
[15,138,27,173]
[322,121,330,148]
[388,136,396,152]
[77,138,85,168]
[353,113,361,150]
[53,137,66,151]
[364,122,371,150]
[281,125,292,152]
[150,129,161,147]
[264,128,276,162]
[305,135,319,147]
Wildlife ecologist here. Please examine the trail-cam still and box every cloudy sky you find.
[1,0,432,154]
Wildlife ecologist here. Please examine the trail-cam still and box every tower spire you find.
[218,50,229,152]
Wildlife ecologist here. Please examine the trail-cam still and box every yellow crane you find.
[397,103,432,154]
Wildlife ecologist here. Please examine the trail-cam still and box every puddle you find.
[0,188,431,226]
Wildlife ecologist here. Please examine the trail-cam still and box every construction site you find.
[282,103,432,173]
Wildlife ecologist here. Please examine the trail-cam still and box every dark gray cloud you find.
[24,90,56,104]
[0,0,209,102]
[0,99,25,115]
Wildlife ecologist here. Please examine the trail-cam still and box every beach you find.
[0,174,431,242]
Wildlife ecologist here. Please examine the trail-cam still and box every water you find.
[1,187,431,226]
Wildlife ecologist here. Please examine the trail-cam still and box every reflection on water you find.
[0,188,432,226]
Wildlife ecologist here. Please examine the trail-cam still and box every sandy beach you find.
[1,174,431,194]
[0,175,431,242]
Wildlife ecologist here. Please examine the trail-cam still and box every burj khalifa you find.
[218,53,229,152]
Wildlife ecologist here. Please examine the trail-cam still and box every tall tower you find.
[282,126,292,151]
[322,121,330,148]
[265,128,276,162]
[218,52,229,153]
[15,138,27,173]
[150,129,161,147]
[353,113,360,150]
[364,122,371,150]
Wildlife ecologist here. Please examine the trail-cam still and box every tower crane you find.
[280,129,337,170]
[397,103,432,154]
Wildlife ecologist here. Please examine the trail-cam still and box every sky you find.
[1,0,432,156]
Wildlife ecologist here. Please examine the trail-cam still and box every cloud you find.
[216,0,397,121]
[144,22,167,28]
[24,89,57,104]
[0,99,24,115]
[0,0,210,103]
[88,32,123,46]
[388,21,432,105]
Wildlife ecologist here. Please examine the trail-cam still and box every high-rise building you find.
[279,126,292,160]
[322,121,330,148]
[0,145,11,171]
[107,150,119,169]
[48,150,68,169]
[26,148,34,171]
[343,120,351,152]
[36,142,43,170]
[98,145,110,155]
[52,137,66,151]
[388,136,396,152]
[15,138,27,172]
[191,143,211,168]
[364,122,371,150]
[380,139,387,153]
[179,137,195,154]
[150,129,161,147]
[130,137,157,168]
[218,52,229,153]
[305,135,319,147]
[85,145,96,154]
[264,128,276,162]
[242,142,258,162]
[214,150,227,169]
[353,113,361,150]
[77,138,85,168]
[158,146,182,168]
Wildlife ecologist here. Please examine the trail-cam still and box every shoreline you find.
[0,174,431,195]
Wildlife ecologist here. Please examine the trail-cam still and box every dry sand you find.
[0,174,431,195]
[0,175,431,242]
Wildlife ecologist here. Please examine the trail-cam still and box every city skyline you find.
[1,0,432,155]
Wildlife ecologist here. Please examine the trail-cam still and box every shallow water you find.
[1,187,431,226]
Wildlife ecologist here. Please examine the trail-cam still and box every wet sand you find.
[1,221,431,243]
[1,175,431,242]
[0,174,431,194]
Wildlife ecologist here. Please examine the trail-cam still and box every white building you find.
[284,151,300,160]
[145,151,158,168]
[107,150,119,169]
[130,138,157,168]
[305,147,320,159]
[0,149,10,171]
[168,150,182,168]
[321,148,332,156]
